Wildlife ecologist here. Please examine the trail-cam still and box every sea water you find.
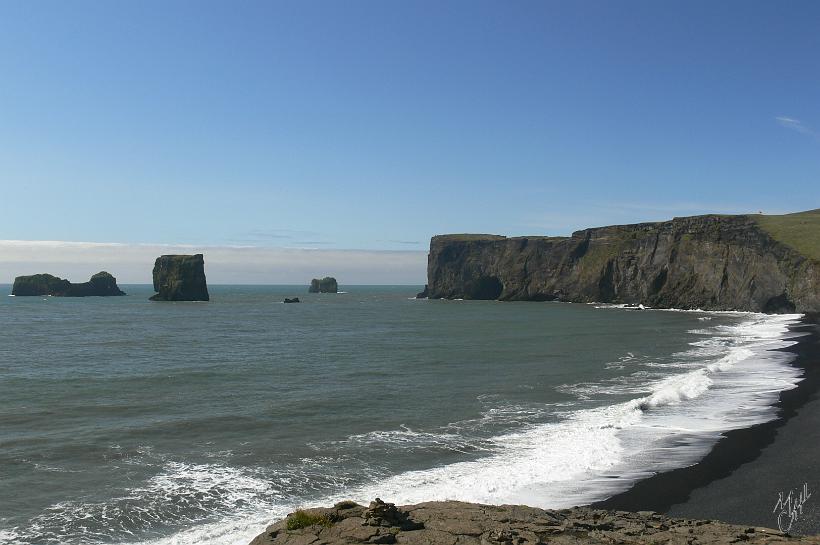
[0,285,804,545]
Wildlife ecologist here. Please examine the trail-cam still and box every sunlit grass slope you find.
[753,209,820,262]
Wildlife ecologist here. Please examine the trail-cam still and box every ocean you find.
[0,285,804,545]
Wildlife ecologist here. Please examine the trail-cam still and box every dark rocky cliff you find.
[150,254,209,301]
[309,277,338,293]
[12,271,125,296]
[423,211,820,313]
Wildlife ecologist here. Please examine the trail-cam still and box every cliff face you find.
[12,272,125,296]
[424,212,820,313]
[150,254,209,301]
[309,277,338,293]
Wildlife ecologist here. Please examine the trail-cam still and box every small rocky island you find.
[309,277,338,293]
[12,271,125,297]
[150,254,209,301]
[249,499,816,545]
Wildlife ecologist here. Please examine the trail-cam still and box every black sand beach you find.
[593,315,820,535]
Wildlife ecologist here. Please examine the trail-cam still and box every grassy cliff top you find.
[432,209,820,262]
[752,209,820,262]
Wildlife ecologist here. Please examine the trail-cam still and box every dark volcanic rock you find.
[416,285,429,299]
[12,273,70,296]
[249,500,819,545]
[65,272,126,296]
[12,271,125,297]
[423,214,820,312]
[284,297,300,303]
[309,277,338,293]
[149,254,209,301]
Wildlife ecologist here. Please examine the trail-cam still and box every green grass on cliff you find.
[286,511,333,530]
[752,209,820,262]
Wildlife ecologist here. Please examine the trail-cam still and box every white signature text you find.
[773,482,812,533]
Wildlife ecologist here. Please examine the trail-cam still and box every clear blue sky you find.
[1,1,818,251]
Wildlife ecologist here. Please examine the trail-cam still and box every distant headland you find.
[419,209,820,313]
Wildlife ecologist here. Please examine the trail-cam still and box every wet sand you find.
[593,315,820,535]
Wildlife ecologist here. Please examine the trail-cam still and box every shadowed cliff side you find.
[150,254,209,301]
[423,210,820,312]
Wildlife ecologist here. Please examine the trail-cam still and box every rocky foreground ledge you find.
[250,499,820,545]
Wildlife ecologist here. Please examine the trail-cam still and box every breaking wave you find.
[2,313,804,545]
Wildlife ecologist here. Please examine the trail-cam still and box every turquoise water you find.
[0,285,802,545]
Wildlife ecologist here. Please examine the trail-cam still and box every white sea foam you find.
[1,462,279,545]
[0,531,20,544]
[6,313,804,545]
[110,513,282,545]
[151,314,801,544]
[135,313,801,545]
[327,313,803,510]
[323,426,492,453]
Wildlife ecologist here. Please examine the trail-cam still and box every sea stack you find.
[149,254,209,301]
[12,271,126,296]
[309,277,338,293]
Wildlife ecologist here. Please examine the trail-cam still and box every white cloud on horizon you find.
[0,240,428,285]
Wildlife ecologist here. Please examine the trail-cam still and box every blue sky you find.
[1,1,818,256]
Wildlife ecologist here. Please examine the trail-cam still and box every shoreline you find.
[592,313,820,533]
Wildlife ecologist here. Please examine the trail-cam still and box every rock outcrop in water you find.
[149,254,209,301]
[12,271,126,296]
[309,277,338,293]
[249,499,819,545]
[422,210,820,313]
